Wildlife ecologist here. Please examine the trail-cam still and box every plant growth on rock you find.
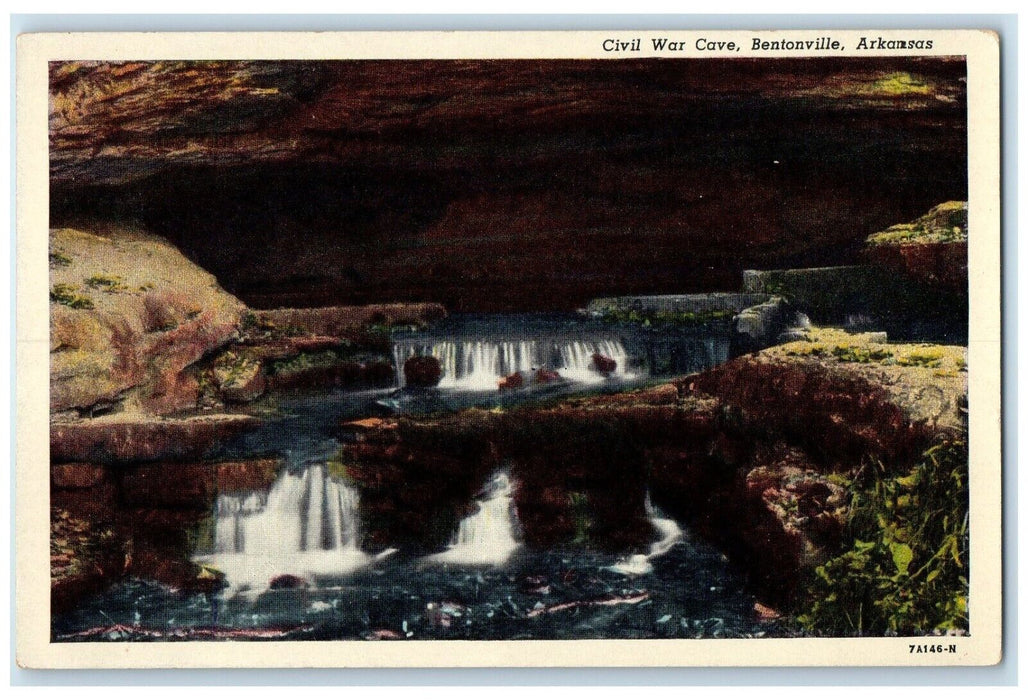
[50,283,94,309]
[797,439,969,636]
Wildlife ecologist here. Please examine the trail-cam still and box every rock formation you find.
[49,59,968,311]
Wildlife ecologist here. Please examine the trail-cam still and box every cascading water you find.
[393,338,631,390]
[428,473,521,565]
[196,463,371,597]
[609,493,684,576]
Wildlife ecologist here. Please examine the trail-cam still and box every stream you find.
[52,314,789,641]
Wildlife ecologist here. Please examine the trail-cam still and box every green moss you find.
[831,345,894,364]
[797,439,969,636]
[50,283,94,309]
[868,72,933,96]
[568,491,593,546]
[270,349,357,375]
[49,250,72,267]
[897,349,945,369]
[326,460,353,483]
[212,350,260,388]
[84,274,129,293]
[825,472,853,488]
[601,308,734,327]
[785,344,828,358]
[867,201,967,247]
[186,514,215,553]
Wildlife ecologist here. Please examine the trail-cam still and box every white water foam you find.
[196,463,375,597]
[609,494,683,576]
[394,338,632,390]
[428,473,521,566]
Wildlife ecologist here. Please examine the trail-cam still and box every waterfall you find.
[428,473,521,566]
[394,338,631,390]
[609,493,683,576]
[196,463,369,597]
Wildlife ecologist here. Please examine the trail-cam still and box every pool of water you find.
[53,530,785,642]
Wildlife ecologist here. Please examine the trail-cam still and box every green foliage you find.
[785,344,827,358]
[186,514,215,553]
[797,439,969,636]
[897,349,945,369]
[84,274,129,293]
[601,308,735,328]
[49,249,72,267]
[568,491,593,545]
[270,349,346,375]
[212,350,260,388]
[50,283,94,309]
[867,201,967,246]
[326,460,353,484]
[240,310,277,335]
[831,345,894,364]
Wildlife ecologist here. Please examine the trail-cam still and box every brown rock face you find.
[867,241,968,295]
[50,414,260,463]
[49,227,245,416]
[50,59,968,311]
[403,355,443,388]
[865,201,969,295]
[51,463,107,489]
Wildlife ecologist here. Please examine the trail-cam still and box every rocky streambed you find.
[47,202,970,639]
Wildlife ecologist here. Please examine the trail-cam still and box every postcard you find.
[16,29,1002,668]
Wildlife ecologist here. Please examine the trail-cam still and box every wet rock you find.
[269,574,308,590]
[127,549,213,593]
[754,601,781,621]
[534,368,561,384]
[591,353,617,375]
[121,463,217,508]
[215,358,266,403]
[51,463,107,489]
[216,457,283,493]
[404,355,442,387]
[50,413,260,464]
[498,371,524,390]
[730,296,793,356]
[258,304,446,338]
[244,335,347,361]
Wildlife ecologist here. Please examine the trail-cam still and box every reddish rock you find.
[218,364,266,403]
[127,549,213,593]
[403,355,442,387]
[269,574,308,590]
[49,62,965,313]
[244,335,346,361]
[216,458,283,493]
[365,360,396,386]
[534,368,561,384]
[259,304,446,338]
[591,353,617,375]
[498,372,524,390]
[51,463,107,489]
[866,240,968,295]
[341,417,399,434]
[121,463,217,508]
[50,414,261,463]
[51,482,119,521]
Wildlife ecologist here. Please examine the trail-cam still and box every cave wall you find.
[50,58,968,312]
